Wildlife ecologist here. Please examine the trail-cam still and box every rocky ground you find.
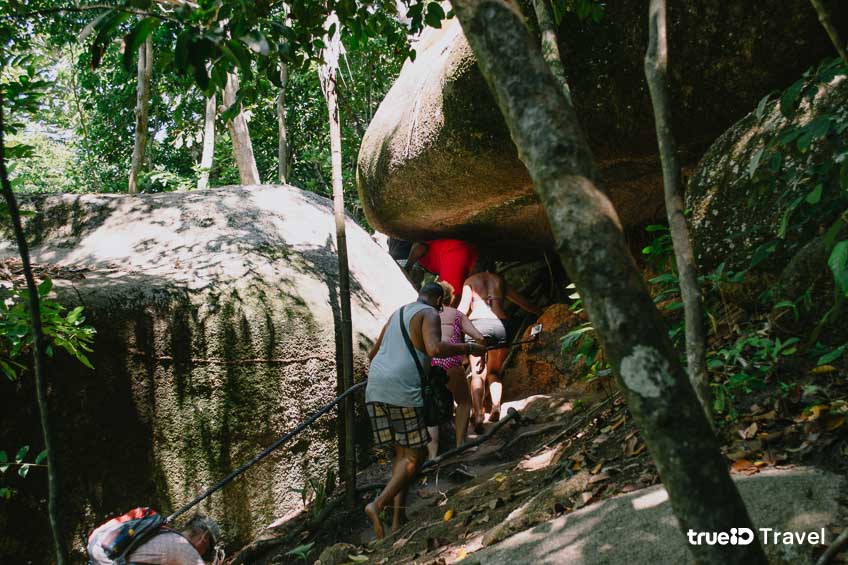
[229,359,848,565]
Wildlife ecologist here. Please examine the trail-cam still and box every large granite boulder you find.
[687,67,848,291]
[357,1,843,249]
[0,185,415,563]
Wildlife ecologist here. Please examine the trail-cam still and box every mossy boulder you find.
[0,185,415,563]
[357,1,842,249]
[687,66,848,284]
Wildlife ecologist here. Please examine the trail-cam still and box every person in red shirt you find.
[403,239,479,306]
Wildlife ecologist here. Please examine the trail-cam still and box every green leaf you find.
[122,18,161,72]
[35,450,47,465]
[805,183,823,205]
[827,240,848,296]
[15,446,29,464]
[645,224,669,232]
[425,2,446,29]
[0,451,7,465]
[223,40,252,76]
[748,148,764,179]
[90,11,131,69]
[755,93,770,120]
[780,79,805,117]
[817,344,846,366]
[18,464,31,479]
[38,278,53,297]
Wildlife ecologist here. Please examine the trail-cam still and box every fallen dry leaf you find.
[392,538,409,549]
[443,509,455,522]
[810,365,837,375]
[455,548,468,562]
[739,422,758,440]
[609,415,626,431]
[806,405,830,421]
[752,410,776,422]
[591,461,604,475]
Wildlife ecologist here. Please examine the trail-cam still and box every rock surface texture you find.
[357,1,841,248]
[0,185,414,562]
[469,467,846,564]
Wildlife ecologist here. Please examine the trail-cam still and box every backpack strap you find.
[398,305,428,386]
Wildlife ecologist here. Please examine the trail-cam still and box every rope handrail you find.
[166,380,366,523]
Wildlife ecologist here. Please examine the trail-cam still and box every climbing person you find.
[388,236,413,269]
[88,513,221,565]
[364,282,487,539]
[458,266,542,433]
[403,239,479,304]
[425,281,488,459]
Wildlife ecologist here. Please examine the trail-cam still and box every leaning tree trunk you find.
[0,93,65,565]
[128,35,153,194]
[449,1,766,563]
[277,63,289,183]
[531,0,571,104]
[809,0,848,65]
[197,91,216,190]
[223,72,260,185]
[319,14,356,509]
[644,0,711,419]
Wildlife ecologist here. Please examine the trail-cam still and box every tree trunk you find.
[223,72,260,185]
[277,62,289,183]
[0,93,66,565]
[319,13,356,509]
[644,0,711,420]
[128,35,152,194]
[809,0,848,65]
[531,0,572,104]
[449,1,766,563]
[197,91,216,190]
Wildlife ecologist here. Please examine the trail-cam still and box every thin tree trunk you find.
[277,62,289,183]
[223,72,260,185]
[449,1,766,563]
[67,44,89,140]
[0,93,65,565]
[319,13,355,509]
[531,0,572,104]
[644,0,712,420]
[809,0,848,65]
[128,35,153,194]
[197,91,215,190]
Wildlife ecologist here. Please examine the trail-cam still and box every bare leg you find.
[469,354,486,433]
[365,444,424,540]
[447,365,471,445]
[486,348,507,421]
[426,426,439,460]
[392,483,408,532]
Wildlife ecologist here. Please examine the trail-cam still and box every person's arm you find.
[404,242,428,273]
[506,284,543,316]
[421,310,486,358]
[457,283,473,315]
[368,321,388,361]
[459,312,485,344]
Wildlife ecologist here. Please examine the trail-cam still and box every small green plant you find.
[284,541,315,562]
[290,466,336,520]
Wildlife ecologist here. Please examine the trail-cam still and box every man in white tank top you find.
[364,283,486,539]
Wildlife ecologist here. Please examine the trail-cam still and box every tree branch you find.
[644,0,712,420]
[809,0,848,65]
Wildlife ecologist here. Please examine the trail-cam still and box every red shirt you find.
[418,239,479,294]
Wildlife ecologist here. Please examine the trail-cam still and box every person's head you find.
[437,280,455,306]
[182,514,220,560]
[472,256,496,274]
[419,282,445,310]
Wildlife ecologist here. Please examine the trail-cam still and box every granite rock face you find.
[357,1,843,249]
[0,185,415,562]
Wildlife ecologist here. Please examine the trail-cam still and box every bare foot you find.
[489,408,500,423]
[365,502,385,540]
[474,422,485,435]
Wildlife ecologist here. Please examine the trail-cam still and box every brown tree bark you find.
[319,13,356,508]
[223,72,260,185]
[197,91,215,190]
[531,0,572,104]
[644,0,711,419]
[277,63,289,183]
[0,93,65,565]
[128,35,152,194]
[449,1,766,562]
